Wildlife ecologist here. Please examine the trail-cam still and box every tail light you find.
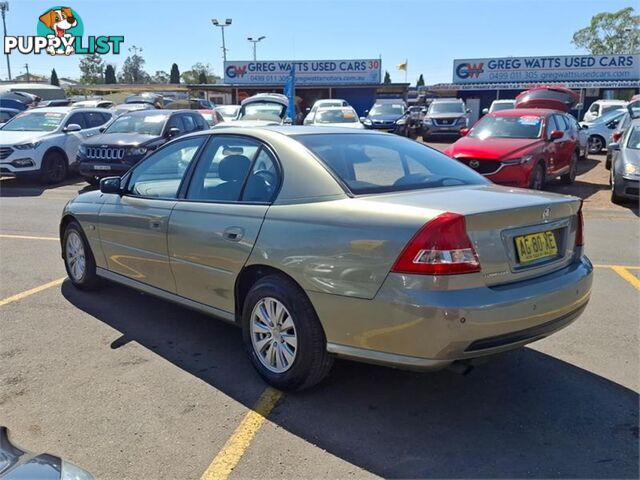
[612,131,622,142]
[392,212,481,275]
[575,201,584,247]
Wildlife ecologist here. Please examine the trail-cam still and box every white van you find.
[583,99,628,122]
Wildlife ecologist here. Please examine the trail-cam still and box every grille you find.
[0,147,14,160]
[433,118,458,126]
[86,147,125,161]
[458,158,501,175]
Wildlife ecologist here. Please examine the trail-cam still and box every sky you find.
[3,0,635,85]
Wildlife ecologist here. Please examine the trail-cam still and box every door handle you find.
[223,226,244,242]
[149,219,163,230]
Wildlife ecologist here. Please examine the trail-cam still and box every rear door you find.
[98,136,206,292]
[168,135,279,313]
[553,114,574,172]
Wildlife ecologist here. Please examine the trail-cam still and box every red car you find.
[444,109,580,189]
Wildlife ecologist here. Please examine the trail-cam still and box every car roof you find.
[118,109,189,117]
[21,106,111,114]
[316,106,355,111]
[491,108,558,117]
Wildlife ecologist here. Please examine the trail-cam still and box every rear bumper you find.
[313,256,593,370]
[423,124,465,135]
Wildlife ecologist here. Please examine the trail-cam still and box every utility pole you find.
[23,63,29,82]
[211,18,232,64]
[0,2,11,80]
[247,36,266,61]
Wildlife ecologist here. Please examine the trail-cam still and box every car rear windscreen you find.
[295,133,488,194]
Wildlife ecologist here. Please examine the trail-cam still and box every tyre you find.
[610,168,624,204]
[62,220,100,290]
[561,152,578,185]
[529,162,545,190]
[39,151,68,185]
[242,274,333,391]
[587,135,604,154]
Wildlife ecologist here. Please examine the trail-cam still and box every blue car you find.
[361,101,407,134]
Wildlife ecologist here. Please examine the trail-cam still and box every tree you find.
[104,64,117,84]
[416,74,425,87]
[79,53,104,84]
[170,63,180,84]
[181,63,218,84]
[151,70,169,84]
[50,68,59,86]
[119,51,149,84]
[572,7,640,54]
[383,70,391,84]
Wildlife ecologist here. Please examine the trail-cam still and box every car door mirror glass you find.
[607,142,620,151]
[100,176,122,194]
[167,127,181,137]
[549,130,563,140]
[64,123,82,133]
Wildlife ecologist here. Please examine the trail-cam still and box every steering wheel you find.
[254,169,277,187]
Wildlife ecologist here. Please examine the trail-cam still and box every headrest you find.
[218,155,250,182]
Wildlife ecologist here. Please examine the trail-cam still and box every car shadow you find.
[0,175,88,197]
[60,280,639,479]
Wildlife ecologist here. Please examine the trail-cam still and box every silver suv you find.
[422,98,469,140]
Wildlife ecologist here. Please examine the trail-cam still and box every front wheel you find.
[40,151,68,185]
[610,168,624,204]
[63,221,100,290]
[529,162,545,190]
[588,135,604,154]
[242,275,333,391]
[561,152,578,185]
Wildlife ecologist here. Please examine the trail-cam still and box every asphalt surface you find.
[0,148,638,479]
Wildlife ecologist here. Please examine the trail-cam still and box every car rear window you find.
[294,133,488,194]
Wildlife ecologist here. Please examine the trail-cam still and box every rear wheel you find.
[529,162,545,190]
[561,152,578,185]
[242,274,333,391]
[63,220,100,290]
[588,135,604,154]
[39,151,68,185]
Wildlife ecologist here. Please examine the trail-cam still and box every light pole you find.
[247,36,265,61]
[211,18,232,64]
[0,2,11,80]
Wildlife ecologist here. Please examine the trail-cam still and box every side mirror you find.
[466,108,471,113]
[99,176,122,194]
[364,109,369,115]
[580,124,589,130]
[359,117,366,122]
[99,126,106,133]
[606,120,619,129]
[607,142,620,152]
[549,130,563,141]
[64,123,82,133]
[481,108,489,115]
[166,127,181,138]
[283,117,293,125]
[459,127,470,136]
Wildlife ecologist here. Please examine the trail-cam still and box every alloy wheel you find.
[66,231,86,282]
[49,157,66,183]
[250,297,297,373]
[588,136,603,154]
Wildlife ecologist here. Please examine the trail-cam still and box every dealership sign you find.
[224,59,381,85]
[453,55,640,84]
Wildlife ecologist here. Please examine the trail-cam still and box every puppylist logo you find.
[4,6,124,56]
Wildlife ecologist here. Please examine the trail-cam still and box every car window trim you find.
[179,133,283,206]
[123,134,209,201]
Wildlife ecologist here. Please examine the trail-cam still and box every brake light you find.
[612,131,622,142]
[575,202,584,247]
[392,212,481,275]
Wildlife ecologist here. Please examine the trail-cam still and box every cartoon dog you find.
[38,7,77,55]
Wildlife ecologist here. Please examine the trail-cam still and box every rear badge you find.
[542,207,551,220]
[469,160,480,169]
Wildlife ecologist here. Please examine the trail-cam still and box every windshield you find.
[370,104,405,116]
[295,133,487,194]
[105,113,167,135]
[627,127,640,150]
[239,101,286,121]
[593,108,625,124]
[490,102,515,113]
[1,111,64,131]
[429,102,465,114]
[469,115,543,139]
[216,106,240,119]
[314,108,358,124]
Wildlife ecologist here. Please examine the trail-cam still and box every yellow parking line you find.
[593,264,640,270]
[200,387,283,480]
[0,277,65,307]
[611,266,640,291]
[0,234,58,241]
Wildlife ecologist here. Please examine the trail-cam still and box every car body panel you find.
[610,120,640,201]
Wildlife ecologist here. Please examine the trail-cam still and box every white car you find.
[0,107,113,184]
[583,99,627,122]
[482,99,515,115]
[71,99,115,109]
[308,106,364,129]
[303,99,349,125]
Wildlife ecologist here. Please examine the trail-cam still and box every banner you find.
[224,59,381,85]
[453,55,640,84]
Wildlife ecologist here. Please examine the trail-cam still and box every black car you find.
[78,110,208,184]
[361,101,406,133]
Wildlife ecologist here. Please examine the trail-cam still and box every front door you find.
[62,111,109,163]
[168,135,280,313]
[98,136,206,292]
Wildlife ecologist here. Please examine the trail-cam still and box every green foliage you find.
[104,64,117,84]
[383,70,391,84]
[572,7,640,54]
[79,53,104,84]
[119,53,150,84]
[151,70,170,84]
[181,63,218,84]
[170,63,180,84]
[416,74,425,87]
[50,68,59,86]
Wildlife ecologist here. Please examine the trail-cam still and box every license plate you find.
[93,165,111,171]
[515,230,558,263]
